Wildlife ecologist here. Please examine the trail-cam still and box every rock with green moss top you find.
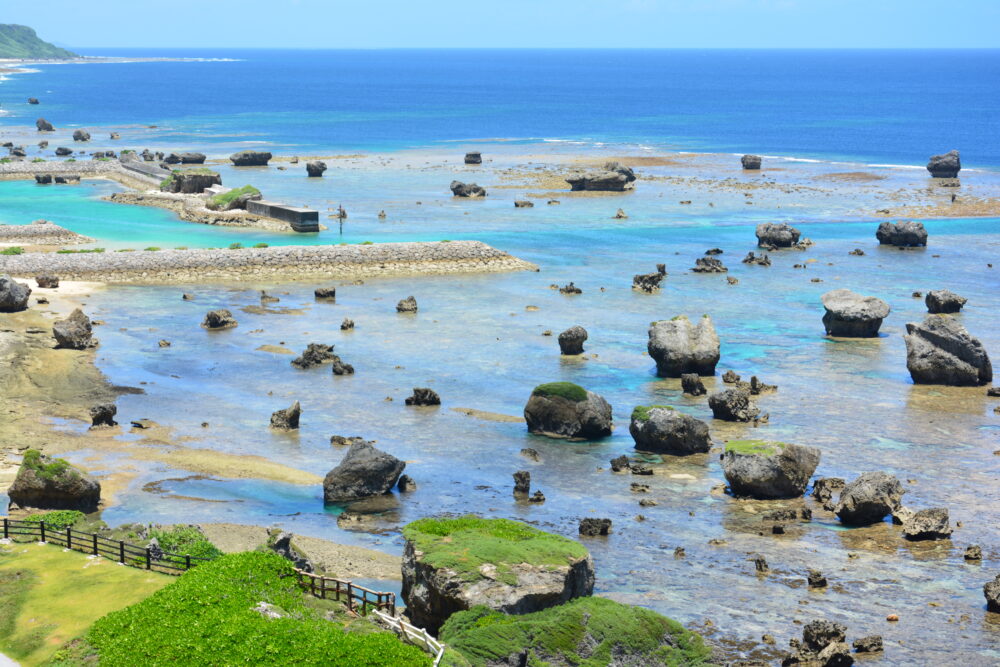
[524,383,612,439]
[208,184,262,211]
[440,596,716,667]
[160,168,221,194]
[630,406,711,455]
[722,440,820,499]
[7,449,101,511]
[648,315,720,377]
[401,515,594,634]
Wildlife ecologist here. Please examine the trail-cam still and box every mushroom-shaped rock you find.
[524,382,612,440]
[927,150,961,178]
[314,286,336,300]
[902,508,952,541]
[876,221,927,247]
[72,129,91,142]
[691,257,727,273]
[450,181,487,197]
[291,343,336,369]
[680,373,706,396]
[401,516,594,634]
[35,275,59,288]
[201,309,237,330]
[464,152,482,165]
[7,449,101,511]
[821,289,890,337]
[323,441,405,503]
[36,118,54,132]
[834,472,905,526]
[513,470,531,496]
[557,326,587,355]
[396,295,418,313]
[35,174,52,184]
[755,222,801,248]
[925,289,967,314]
[406,388,441,406]
[647,315,720,377]
[89,403,117,428]
[0,274,32,312]
[721,440,820,499]
[160,169,222,194]
[904,316,992,386]
[566,161,636,192]
[629,406,711,456]
[53,308,97,350]
[230,150,272,166]
[708,388,759,422]
[741,154,761,170]
[306,161,327,177]
[164,152,206,164]
[270,401,301,430]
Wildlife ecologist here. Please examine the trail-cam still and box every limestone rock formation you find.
[925,289,967,314]
[450,181,487,197]
[323,441,405,503]
[708,388,760,422]
[405,388,441,406]
[291,343,337,369]
[904,315,992,386]
[464,152,482,165]
[0,274,32,312]
[647,315,720,377]
[524,382,612,439]
[926,150,961,178]
[36,118,54,132]
[230,150,272,166]
[821,289,890,337]
[7,449,101,511]
[306,161,327,177]
[741,154,762,170]
[72,129,90,142]
[53,308,97,350]
[160,170,222,194]
[201,309,238,330]
[270,401,301,430]
[902,507,952,541]
[629,406,711,455]
[89,403,117,428]
[721,440,820,499]
[558,325,587,355]
[566,161,636,192]
[755,222,802,248]
[835,472,905,526]
[876,221,927,247]
[396,295,418,313]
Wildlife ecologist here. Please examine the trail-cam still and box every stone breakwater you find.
[0,221,94,245]
[0,241,537,284]
[105,191,302,232]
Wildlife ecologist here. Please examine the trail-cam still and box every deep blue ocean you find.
[2,48,999,167]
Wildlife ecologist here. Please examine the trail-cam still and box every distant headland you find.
[0,24,76,60]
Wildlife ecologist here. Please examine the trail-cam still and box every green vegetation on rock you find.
[210,184,260,209]
[21,449,76,481]
[531,382,588,402]
[440,597,714,667]
[724,440,786,456]
[631,405,674,422]
[0,246,24,255]
[23,510,84,530]
[0,25,76,59]
[86,551,430,666]
[147,526,223,561]
[403,516,588,586]
[56,248,104,254]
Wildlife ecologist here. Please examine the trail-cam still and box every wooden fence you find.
[371,609,446,666]
[2,518,212,574]
[292,568,396,616]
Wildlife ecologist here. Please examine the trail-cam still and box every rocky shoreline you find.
[0,220,93,245]
[104,191,307,232]
[0,240,536,283]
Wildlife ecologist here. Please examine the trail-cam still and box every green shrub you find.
[253,242,269,248]
[87,552,429,666]
[0,246,24,255]
[209,185,260,210]
[31,158,46,163]
[115,248,135,252]
[531,382,587,402]
[402,516,588,586]
[21,449,76,481]
[440,597,713,667]
[23,510,84,530]
[56,248,104,254]
[630,405,674,422]
[360,241,374,245]
[228,242,243,250]
[66,158,76,162]
[147,526,222,560]
[144,247,161,252]
[174,246,188,250]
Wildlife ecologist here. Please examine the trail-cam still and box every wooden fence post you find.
[346,582,354,612]
[66,527,72,549]
[145,547,151,570]
[92,533,98,556]
[185,555,191,570]
[39,521,46,543]
[2,518,7,539]
[119,540,125,563]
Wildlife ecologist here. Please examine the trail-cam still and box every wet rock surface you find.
[270,400,301,430]
[323,441,405,503]
[630,406,712,455]
[709,388,760,422]
[835,472,905,526]
[202,309,238,330]
[405,388,441,406]
[450,180,487,197]
[902,507,952,540]
[927,149,961,178]
[821,289,890,337]
[722,441,820,499]
[756,222,801,248]
[925,289,967,314]
[566,161,636,191]
[904,315,992,386]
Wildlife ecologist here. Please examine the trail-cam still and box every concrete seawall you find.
[0,241,536,284]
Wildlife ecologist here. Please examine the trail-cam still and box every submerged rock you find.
[903,315,992,386]
[524,382,612,440]
[450,181,487,197]
[201,309,238,330]
[566,161,636,192]
[853,636,884,654]
[632,265,666,292]
[925,289,967,314]
[7,449,101,511]
[708,388,760,422]
[722,440,820,499]
[53,308,97,349]
[323,441,405,503]
[629,405,711,455]
[741,154,762,170]
[270,401,301,430]
[396,295,418,313]
[835,472,905,526]
[647,315,720,377]
[340,318,354,330]
[876,221,927,247]
[691,256,727,273]
[291,343,336,369]
[681,373,707,396]
[405,388,441,406]
[401,516,594,634]
[0,274,32,312]
[230,150,272,166]
[558,325,587,355]
[902,508,953,540]
[926,150,961,178]
[756,222,801,248]
[821,289,890,337]
[742,251,771,266]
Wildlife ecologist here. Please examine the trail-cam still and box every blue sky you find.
[8,0,1000,49]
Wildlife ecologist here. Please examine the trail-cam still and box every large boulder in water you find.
[36,118,54,132]
[7,449,101,511]
[647,315,720,377]
[72,129,91,142]
[401,516,594,634]
[925,289,967,314]
[821,289,890,337]
[755,222,800,248]
[291,343,336,369]
[629,406,711,455]
[323,441,405,503]
[270,401,301,430]
[230,150,272,166]
[464,152,482,165]
[164,152,206,164]
[161,169,222,194]
[926,150,960,178]
[708,388,759,422]
[902,508,952,541]
[0,275,32,312]
[566,161,636,192]
[201,309,237,330]
[53,308,97,349]
[524,382,612,440]
[450,181,486,197]
[306,161,327,177]
[721,440,820,499]
[557,326,587,355]
[876,221,927,247]
[834,472,905,525]
[903,315,992,386]
[741,154,761,170]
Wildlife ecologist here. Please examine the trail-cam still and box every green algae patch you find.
[725,440,787,456]
[86,552,430,666]
[631,405,674,422]
[531,382,587,402]
[439,597,714,667]
[403,516,588,586]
